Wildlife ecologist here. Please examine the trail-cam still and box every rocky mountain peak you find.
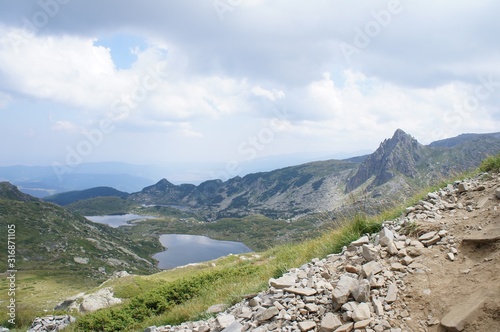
[381,128,418,151]
[346,129,424,192]
[142,178,175,192]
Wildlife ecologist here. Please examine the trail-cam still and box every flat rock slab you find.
[351,236,369,246]
[283,287,317,296]
[362,261,383,277]
[221,321,243,332]
[270,276,296,289]
[255,307,279,322]
[298,320,317,331]
[319,313,342,332]
[462,226,500,244]
[334,323,354,332]
[441,289,490,331]
[419,231,437,241]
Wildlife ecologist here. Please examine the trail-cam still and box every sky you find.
[0,0,499,182]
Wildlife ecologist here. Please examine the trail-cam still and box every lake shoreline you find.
[153,234,253,270]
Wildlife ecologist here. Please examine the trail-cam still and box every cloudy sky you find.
[1,1,499,182]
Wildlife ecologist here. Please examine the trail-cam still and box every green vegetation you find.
[77,265,260,331]
[0,199,159,274]
[44,187,129,206]
[479,153,500,172]
[66,196,136,215]
[0,188,162,330]
[65,210,396,331]
[122,214,323,251]
[0,270,94,329]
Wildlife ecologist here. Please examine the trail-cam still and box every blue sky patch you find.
[94,33,148,70]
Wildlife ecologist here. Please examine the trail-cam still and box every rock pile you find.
[144,174,499,332]
[27,315,75,332]
[146,220,422,332]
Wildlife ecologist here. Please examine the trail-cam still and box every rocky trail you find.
[20,173,500,332]
[145,173,500,332]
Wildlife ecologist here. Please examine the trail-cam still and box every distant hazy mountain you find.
[0,163,161,197]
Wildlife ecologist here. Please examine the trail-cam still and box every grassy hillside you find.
[0,184,164,329]
[65,196,136,215]
[0,197,160,275]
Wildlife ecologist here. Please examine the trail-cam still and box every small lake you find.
[85,214,156,228]
[153,234,252,270]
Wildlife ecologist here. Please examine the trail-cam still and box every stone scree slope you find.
[143,173,500,332]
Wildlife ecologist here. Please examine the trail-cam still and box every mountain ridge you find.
[122,130,500,220]
[42,130,500,220]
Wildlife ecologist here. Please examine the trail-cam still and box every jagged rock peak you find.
[346,129,424,192]
[380,129,418,149]
[392,128,409,139]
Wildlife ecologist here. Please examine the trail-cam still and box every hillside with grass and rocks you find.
[0,182,160,278]
[120,172,497,332]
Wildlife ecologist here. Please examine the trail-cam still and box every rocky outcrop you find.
[80,287,122,312]
[27,315,75,332]
[54,287,122,313]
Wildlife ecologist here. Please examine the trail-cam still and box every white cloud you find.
[251,86,285,101]
[279,70,499,150]
[0,26,172,112]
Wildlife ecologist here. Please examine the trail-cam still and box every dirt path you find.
[402,175,500,332]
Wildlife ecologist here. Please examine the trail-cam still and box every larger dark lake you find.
[153,234,252,270]
[85,215,252,269]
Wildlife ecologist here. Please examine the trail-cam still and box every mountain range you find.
[44,129,500,220]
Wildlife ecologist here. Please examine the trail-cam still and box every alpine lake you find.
[85,214,252,269]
